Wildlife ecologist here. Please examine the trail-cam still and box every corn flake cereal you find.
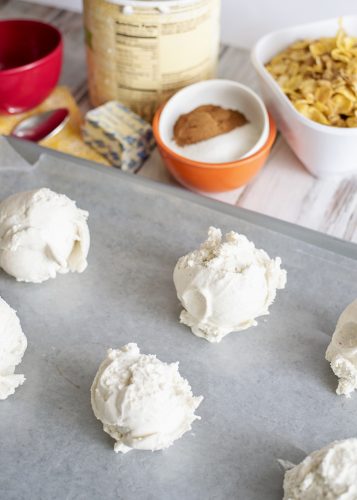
[265,24,357,127]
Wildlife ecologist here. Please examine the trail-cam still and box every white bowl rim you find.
[251,15,357,136]
[159,78,270,163]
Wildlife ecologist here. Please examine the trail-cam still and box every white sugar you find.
[167,122,260,164]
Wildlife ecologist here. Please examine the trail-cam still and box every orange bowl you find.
[153,108,277,193]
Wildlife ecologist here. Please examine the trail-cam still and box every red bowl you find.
[0,19,63,114]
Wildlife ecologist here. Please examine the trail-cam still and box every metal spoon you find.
[11,108,70,142]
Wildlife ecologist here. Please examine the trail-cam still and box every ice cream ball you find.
[173,226,287,343]
[283,439,357,500]
[326,299,357,397]
[0,296,27,400]
[91,343,203,453]
[0,187,90,283]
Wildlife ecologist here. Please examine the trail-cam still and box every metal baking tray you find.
[1,138,357,500]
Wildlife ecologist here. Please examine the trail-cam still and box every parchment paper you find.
[0,138,356,500]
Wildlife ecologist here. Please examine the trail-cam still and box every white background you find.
[21,0,357,47]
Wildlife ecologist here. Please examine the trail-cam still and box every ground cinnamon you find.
[173,104,248,147]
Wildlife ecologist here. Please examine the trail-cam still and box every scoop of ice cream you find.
[0,296,27,400]
[91,343,203,453]
[173,227,287,343]
[0,188,90,283]
[325,299,357,398]
[283,439,357,500]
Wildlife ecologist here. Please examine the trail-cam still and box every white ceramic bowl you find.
[251,16,357,178]
[159,79,269,163]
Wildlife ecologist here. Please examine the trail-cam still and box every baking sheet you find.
[1,138,357,500]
